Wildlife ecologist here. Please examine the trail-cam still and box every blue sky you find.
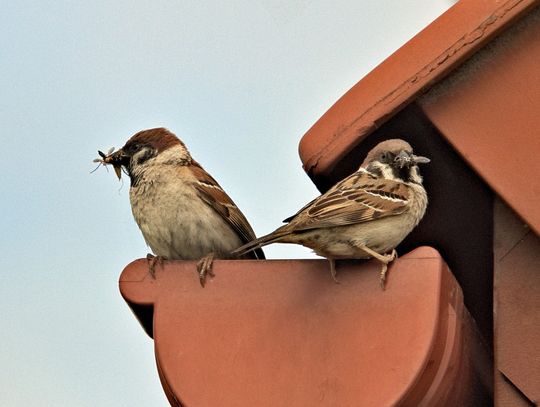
[1,1,453,405]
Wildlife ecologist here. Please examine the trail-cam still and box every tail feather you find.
[232,229,290,257]
[251,247,266,260]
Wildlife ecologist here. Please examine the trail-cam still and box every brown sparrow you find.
[97,127,265,286]
[232,139,429,288]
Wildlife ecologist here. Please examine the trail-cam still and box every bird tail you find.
[232,227,290,257]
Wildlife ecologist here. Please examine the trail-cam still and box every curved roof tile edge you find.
[299,0,536,177]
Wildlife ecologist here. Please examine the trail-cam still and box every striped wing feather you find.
[284,170,410,231]
[190,162,265,259]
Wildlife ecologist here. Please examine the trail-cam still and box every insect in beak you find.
[394,150,430,168]
[412,154,430,165]
[394,150,412,168]
[93,147,125,180]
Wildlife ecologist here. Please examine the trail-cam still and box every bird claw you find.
[329,259,340,284]
[146,253,165,279]
[197,253,216,287]
[379,263,388,290]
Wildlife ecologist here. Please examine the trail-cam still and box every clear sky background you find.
[1,1,454,405]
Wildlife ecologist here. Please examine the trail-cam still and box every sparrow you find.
[232,139,429,288]
[97,127,265,286]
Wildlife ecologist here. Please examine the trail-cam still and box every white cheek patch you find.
[155,144,190,164]
[370,161,394,179]
[409,166,423,184]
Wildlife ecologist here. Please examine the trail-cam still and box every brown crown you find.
[125,127,184,153]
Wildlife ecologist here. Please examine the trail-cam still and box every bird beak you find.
[101,149,129,180]
[412,154,430,165]
[113,163,122,180]
[394,150,430,168]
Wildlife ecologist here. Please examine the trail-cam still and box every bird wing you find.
[285,170,410,231]
[190,162,265,259]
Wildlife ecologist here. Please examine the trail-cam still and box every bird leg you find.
[353,244,398,289]
[197,253,216,288]
[328,258,340,283]
[377,250,398,290]
[146,253,166,279]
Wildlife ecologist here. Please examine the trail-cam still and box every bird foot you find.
[146,253,166,279]
[379,249,398,290]
[329,259,340,284]
[197,253,216,288]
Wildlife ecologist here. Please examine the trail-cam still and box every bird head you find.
[362,139,430,183]
[99,128,191,182]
